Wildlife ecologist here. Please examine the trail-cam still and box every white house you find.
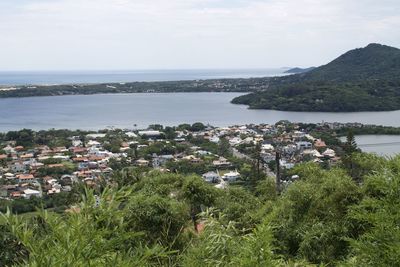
[222,171,241,182]
[296,141,312,150]
[86,133,106,139]
[125,132,138,138]
[209,136,220,143]
[87,140,101,147]
[262,144,274,151]
[23,189,41,199]
[3,145,15,154]
[292,131,306,139]
[303,149,323,158]
[202,171,221,183]
[322,148,336,158]
[213,157,231,168]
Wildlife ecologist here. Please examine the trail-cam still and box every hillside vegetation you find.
[2,152,400,266]
[232,43,400,111]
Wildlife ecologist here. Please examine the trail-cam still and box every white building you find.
[202,171,221,183]
[23,189,42,199]
[262,144,275,151]
[222,171,241,182]
[296,141,312,150]
[322,148,336,158]
[125,132,138,138]
[86,133,107,139]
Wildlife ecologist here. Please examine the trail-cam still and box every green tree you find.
[268,163,362,265]
[181,210,283,266]
[218,138,231,157]
[345,156,400,266]
[190,122,206,132]
[344,130,359,155]
[124,193,190,248]
[181,176,218,232]
[164,126,177,139]
[1,188,174,266]
[0,225,28,266]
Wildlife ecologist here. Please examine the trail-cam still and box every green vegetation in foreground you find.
[2,151,400,266]
[232,43,400,112]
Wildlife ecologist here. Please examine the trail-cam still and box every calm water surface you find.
[0,69,286,86]
[1,93,400,131]
[353,135,400,156]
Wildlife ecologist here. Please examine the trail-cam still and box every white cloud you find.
[0,0,399,70]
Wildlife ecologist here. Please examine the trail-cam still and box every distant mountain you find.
[302,43,400,82]
[284,67,316,74]
[232,43,400,112]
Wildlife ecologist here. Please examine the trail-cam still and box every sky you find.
[0,0,399,71]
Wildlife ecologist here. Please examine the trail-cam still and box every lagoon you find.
[1,93,400,131]
[354,135,400,157]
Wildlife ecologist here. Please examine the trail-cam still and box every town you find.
[0,121,359,209]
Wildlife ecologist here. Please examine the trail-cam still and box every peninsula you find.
[232,43,400,112]
[0,78,268,98]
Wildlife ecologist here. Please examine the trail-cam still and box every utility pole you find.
[254,142,262,178]
[275,151,281,194]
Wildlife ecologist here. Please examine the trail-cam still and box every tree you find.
[124,193,189,247]
[218,138,231,157]
[149,124,164,131]
[1,188,174,266]
[344,130,359,155]
[5,129,35,147]
[0,225,28,266]
[345,157,400,266]
[268,163,362,265]
[181,176,218,232]
[214,187,262,230]
[112,167,149,188]
[190,122,206,132]
[181,210,283,266]
[164,126,177,139]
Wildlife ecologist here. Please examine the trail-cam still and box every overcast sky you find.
[0,0,399,71]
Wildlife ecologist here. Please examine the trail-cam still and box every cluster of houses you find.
[186,123,340,171]
[0,122,341,200]
[0,136,125,200]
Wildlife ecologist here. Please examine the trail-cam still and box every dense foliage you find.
[2,152,400,266]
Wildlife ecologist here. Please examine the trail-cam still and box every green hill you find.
[232,43,400,112]
[284,67,316,74]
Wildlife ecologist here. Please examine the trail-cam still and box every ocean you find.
[0,69,286,86]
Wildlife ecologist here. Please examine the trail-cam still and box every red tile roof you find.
[16,174,34,180]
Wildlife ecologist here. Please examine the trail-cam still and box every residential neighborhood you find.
[0,121,346,202]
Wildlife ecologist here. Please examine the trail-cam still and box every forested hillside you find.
[1,152,400,266]
[232,44,400,111]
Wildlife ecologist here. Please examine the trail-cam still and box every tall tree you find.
[344,130,358,154]
[218,138,231,157]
